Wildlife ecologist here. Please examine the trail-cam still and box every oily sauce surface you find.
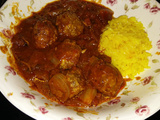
[11,0,125,107]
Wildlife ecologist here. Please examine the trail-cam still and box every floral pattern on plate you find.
[135,105,150,116]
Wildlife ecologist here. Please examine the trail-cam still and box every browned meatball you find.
[88,60,125,97]
[56,11,84,37]
[66,68,84,98]
[33,19,58,48]
[49,69,83,102]
[56,39,81,69]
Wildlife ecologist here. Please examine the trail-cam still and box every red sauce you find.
[124,78,132,82]
[10,0,126,107]
[135,76,141,80]
[0,46,7,54]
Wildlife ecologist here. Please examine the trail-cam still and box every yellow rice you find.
[99,15,152,79]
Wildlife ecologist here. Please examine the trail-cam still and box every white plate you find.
[0,0,160,120]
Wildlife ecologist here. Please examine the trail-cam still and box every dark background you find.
[0,0,160,119]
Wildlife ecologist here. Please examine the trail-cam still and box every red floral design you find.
[130,97,140,103]
[106,0,117,6]
[156,40,160,49]
[144,3,150,9]
[62,117,72,120]
[135,105,150,116]
[141,76,152,86]
[39,106,48,114]
[130,0,138,3]
[5,66,16,75]
[2,29,14,39]
[108,98,120,105]
[21,93,35,99]
[150,6,160,14]
[144,3,160,14]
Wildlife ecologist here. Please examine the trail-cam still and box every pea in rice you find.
[99,15,152,79]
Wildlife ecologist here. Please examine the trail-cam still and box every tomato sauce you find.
[10,0,126,107]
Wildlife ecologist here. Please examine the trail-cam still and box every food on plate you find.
[88,60,124,97]
[8,0,126,107]
[56,11,84,37]
[33,19,58,48]
[99,15,152,79]
[55,39,82,69]
[3,0,151,107]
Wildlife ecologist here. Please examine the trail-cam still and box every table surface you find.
[0,0,160,119]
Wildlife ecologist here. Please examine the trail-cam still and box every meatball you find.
[56,39,81,69]
[49,69,83,102]
[88,60,125,97]
[33,19,58,48]
[56,11,84,37]
[66,68,84,98]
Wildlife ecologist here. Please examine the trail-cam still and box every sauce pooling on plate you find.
[10,0,126,107]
